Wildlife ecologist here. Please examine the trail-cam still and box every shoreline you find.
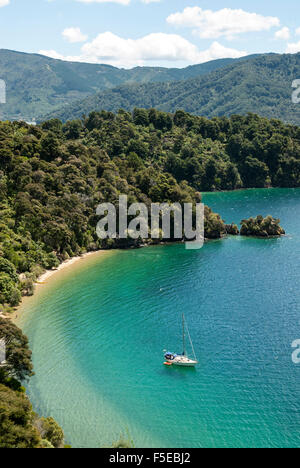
[37,251,100,283]
[5,250,108,323]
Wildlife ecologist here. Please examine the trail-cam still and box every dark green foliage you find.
[0,274,14,304]
[225,224,240,235]
[204,207,226,239]
[0,384,41,448]
[240,215,285,237]
[240,157,269,188]
[0,258,18,282]
[40,417,64,448]
[0,382,65,448]
[0,317,33,381]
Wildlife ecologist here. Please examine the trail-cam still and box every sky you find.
[1,0,300,68]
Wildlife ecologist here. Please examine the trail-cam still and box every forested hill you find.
[44,53,300,126]
[1,109,300,309]
[0,49,255,122]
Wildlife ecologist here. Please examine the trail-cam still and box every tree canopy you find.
[0,318,33,381]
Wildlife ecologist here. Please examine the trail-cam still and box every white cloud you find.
[62,27,88,43]
[39,32,247,68]
[198,41,248,62]
[38,50,81,62]
[80,32,247,67]
[275,27,290,40]
[0,0,10,6]
[295,27,300,36]
[167,7,280,39]
[286,41,300,54]
[81,32,203,66]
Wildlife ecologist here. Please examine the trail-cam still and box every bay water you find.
[18,189,300,448]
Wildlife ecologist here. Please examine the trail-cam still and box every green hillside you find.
[0,49,253,121]
[45,53,300,126]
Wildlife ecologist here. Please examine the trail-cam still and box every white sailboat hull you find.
[167,356,198,367]
[173,361,198,367]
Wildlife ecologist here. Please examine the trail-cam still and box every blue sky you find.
[1,0,300,68]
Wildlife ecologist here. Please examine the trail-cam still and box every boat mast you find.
[182,313,186,356]
[186,320,197,362]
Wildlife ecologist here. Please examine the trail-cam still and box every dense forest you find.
[0,108,297,310]
[45,54,300,126]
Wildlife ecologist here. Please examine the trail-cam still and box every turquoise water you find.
[18,189,300,448]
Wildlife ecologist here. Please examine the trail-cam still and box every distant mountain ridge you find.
[0,49,258,121]
[43,53,300,126]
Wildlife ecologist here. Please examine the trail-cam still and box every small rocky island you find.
[240,215,285,237]
[225,216,285,238]
[225,215,285,238]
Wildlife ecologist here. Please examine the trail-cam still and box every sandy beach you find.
[1,250,109,323]
[37,251,100,283]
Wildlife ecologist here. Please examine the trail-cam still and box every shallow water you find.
[18,188,300,448]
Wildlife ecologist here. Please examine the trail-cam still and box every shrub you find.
[40,417,64,448]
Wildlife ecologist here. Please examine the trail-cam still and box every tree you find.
[0,318,33,381]
[41,119,63,135]
[127,139,148,159]
[224,162,242,190]
[133,108,149,126]
[240,156,269,187]
[226,134,246,162]
[9,288,21,307]
[85,111,103,131]
[63,120,83,140]
[40,417,64,448]
[149,109,173,131]
[203,159,218,190]
[0,384,41,449]
[127,152,143,171]
[0,147,13,170]
[204,206,226,239]
[174,110,188,128]
[0,273,16,305]
[40,132,61,162]
[0,258,18,283]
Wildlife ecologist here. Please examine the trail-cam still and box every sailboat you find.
[164,314,198,367]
